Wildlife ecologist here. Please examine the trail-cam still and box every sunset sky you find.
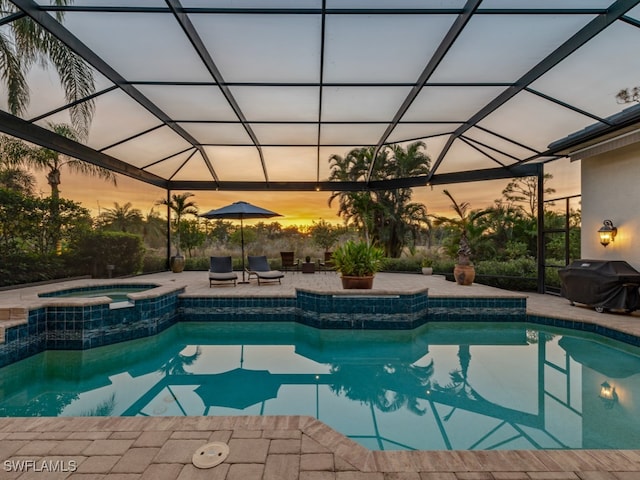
[33,155,581,227]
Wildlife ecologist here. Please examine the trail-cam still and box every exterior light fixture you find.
[598,220,617,247]
[315,185,321,192]
[599,381,618,409]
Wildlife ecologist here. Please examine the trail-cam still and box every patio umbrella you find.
[200,201,282,283]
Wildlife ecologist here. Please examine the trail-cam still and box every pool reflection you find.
[1,322,640,450]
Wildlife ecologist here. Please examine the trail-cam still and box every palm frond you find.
[45,39,95,139]
[0,32,29,116]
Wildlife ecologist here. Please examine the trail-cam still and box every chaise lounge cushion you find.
[247,255,284,285]
[209,256,238,287]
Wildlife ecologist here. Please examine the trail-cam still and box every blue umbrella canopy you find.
[200,201,281,220]
[200,201,282,282]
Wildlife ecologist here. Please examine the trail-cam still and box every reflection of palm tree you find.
[0,392,78,416]
[433,345,487,406]
[329,360,434,416]
[158,346,201,376]
[81,393,117,416]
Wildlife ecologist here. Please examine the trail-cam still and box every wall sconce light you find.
[599,381,618,409]
[598,220,617,247]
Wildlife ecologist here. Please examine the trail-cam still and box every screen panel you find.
[477,91,599,153]
[403,86,506,123]
[170,151,215,181]
[323,14,456,83]
[321,87,412,122]
[64,12,213,82]
[387,124,460,144]
[251,124,318,146]
[144,149,197,179]
[430,14,595,83]
[529,22,640,119]
[436,138,505,174]
[179,123,252,145]
[191,14,321,83]
[320,124,387,146]
[263,147,318,182]
[204,146,265,181]
[102,126,192,168]
[230,87,319,122]
[136,85,238,122]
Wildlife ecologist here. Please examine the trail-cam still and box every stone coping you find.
[1,416,639,475]
[296,287,430,297]
[12,282,187,310]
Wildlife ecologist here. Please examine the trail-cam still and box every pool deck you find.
[1,271,640,479]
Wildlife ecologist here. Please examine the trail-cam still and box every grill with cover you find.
[558,260,640,313]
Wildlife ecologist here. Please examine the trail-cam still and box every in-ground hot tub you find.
[39,284,159,303]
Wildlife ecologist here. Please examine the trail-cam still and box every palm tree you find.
[156,192,198,257]
[434,190,488,266]
[1,124,115,250]
[141,207,166,248]
[97,202,143,233]
[0,134,36,194]
[0,0,95,136]
[23,123,116,202]
[0,166,35,194]
[328,142,431,257]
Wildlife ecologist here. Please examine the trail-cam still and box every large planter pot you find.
[170,255,185,273]
[421,267,433,275]
[453,264,475,285]
[341,275,374,289]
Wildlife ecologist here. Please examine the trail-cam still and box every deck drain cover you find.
[192,442,229,469]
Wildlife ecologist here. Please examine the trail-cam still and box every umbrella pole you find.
[239,216,248,284]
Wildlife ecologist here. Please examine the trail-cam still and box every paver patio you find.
[1,272,639,479]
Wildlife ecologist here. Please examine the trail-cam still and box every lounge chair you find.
[280,251,300,273]
[247,255,285,285]
[209,256,238,287]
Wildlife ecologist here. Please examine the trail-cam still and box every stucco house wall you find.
[580,142,640,270]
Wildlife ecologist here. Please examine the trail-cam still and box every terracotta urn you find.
[453,264,475,285]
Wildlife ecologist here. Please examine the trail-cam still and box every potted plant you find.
[310,219,340,266]
[434,190,487,286]
[156,192,198,273]
[331,240,384,289]
[421,258,433,275]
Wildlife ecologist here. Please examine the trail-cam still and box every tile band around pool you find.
[0,286,531,368]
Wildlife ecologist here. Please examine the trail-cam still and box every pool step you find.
[0,307,28,344]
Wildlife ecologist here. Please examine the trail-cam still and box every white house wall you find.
[581,142,640,270]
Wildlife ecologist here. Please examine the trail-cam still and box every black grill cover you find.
[558,260,640,311]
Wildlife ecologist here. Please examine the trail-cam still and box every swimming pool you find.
[1,321,638,450]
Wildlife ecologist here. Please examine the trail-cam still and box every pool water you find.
[1,321,639,451]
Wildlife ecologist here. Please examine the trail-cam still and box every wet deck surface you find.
[1,272,639,479]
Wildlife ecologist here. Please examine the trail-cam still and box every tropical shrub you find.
[68,231,145,278]
[332,240,385,277]
[474,257,538,291]
[381,257,421,273]
[141,255,167,274]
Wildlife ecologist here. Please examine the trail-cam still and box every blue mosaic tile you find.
[2,288,640,368]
